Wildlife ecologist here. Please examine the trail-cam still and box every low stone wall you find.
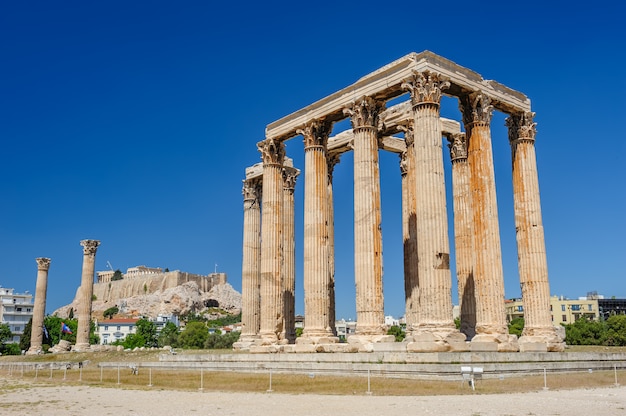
[95,351,626,380]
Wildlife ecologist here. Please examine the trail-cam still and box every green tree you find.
[111,269,123,281]
[604,315,626,346]
[508,318,525,337]
[157,322,179,347]
[387,325,405,342]
[564,316,605,345]
[113,333,146,349]
[0,323,13,345]
[207,313,242,328]
[136,319,158,347]
[295,327,303,337]
[20,318,33,351]
[204,331,240,349]
[178,321,208,349]
[103,306,119,319]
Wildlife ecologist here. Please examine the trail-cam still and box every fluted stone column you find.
[447,132,476,339]
[298,120,337,343]
[282,166,299,343]
[235,178,262,348]
[344,97,388,341]
[257,138,285,345]
[398,124,419,334]
[506,112,564,352]
[327,153,341,336]
[459,92,516,351]
[403,71,462,351]
[75,239,100,351]
[26,257,51,355]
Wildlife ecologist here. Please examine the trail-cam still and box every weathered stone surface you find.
[406,341,449,353]
[470,342,498,352]
[519,342,548,353]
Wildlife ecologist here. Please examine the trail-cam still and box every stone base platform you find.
[148,350,626,381]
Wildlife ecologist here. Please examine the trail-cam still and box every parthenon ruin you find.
[235,51,564,353]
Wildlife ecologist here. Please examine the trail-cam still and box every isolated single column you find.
[75,239,100,351]
[26,257,51,355]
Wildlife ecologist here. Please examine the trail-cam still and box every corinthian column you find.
[257,138,285,345]
[447,132,476,339]
[75,239,100,351]
[398,124,419,334]
[327,153,341,336]
[403,71,462,351]
[235,177,262,349]
[298,120,337,343]
[344,97,387,340]
[282,165,299,343]
[459,93,515,351]
[26,257,51,355]
[506,112,564,352]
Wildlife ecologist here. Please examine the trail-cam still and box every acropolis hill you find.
[54,266,241,319]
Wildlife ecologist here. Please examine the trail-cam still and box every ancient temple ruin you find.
[235,51,563,353]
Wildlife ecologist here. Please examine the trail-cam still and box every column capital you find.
[297,119,332,150]
[398,121,414,148]
[257,138,285,166]
[343,96,385,131]
[35,257,51,271]
[459,92,494,128]
[242,178,262,202]
[506,111,537,145]
[327,153,341,180]
[399,151,408,176]
[402,70,450,107]
[80,240,100,256]
[447,132,468,163]
[282,166,299,192]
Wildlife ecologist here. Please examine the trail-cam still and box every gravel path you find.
[1,378,625,416]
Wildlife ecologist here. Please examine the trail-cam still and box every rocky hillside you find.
[53,281,241,319]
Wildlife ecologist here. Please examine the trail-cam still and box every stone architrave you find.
[257,138,285,345]
[282,165,299,343]
[75,239,100,351]
[459,93,516,351]
[297,120,337,343]
[26,257,51,355]
[343,97,388,341]
[506,112,564,352]
[447,132,476,339]
[235,178,262,348]
[398,123,419,334]
[403,71,463,351]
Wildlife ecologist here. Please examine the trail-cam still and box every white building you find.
[0,287,34,343]
[95,318,139,345]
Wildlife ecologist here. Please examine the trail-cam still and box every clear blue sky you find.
[1,1,624,319]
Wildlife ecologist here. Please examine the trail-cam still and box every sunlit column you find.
[344,96,385,336]
[403,71,459,344]
[236,177,262,347]
[282,165,299,343]
[506,111,563,351]
[257,138,285,345]
[459,92,511,348]
[75,239,100,351]
[446,132,476,338]
[27,257,51,355]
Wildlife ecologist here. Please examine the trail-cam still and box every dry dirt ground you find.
[0,378,624,416]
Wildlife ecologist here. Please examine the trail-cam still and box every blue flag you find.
[61,322,72,334]
[43,325,50,339]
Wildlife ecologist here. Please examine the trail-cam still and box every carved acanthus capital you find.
[242,178,262,203]
[446,133,468,162]
[36,257,51,271]
[506,111,537,144]
[80,240,100,256]
[399,151,408,176]
[459,92,494,128]
[343,96,385,130]
[282,166,299,192]
[297,119,332,150]
[402,70,450,106]
[257,138,285,167]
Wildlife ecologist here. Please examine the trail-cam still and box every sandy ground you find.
[0,378,624,416]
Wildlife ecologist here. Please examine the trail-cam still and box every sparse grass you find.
[0,347,624,396]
